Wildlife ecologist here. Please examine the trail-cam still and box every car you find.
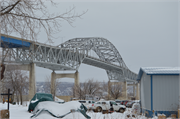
[78,100,95,109]
[126,101,135,108]
[122,100,129,106]
[115,100,123,105]
[92,100,126,113]
[119,100,127,105]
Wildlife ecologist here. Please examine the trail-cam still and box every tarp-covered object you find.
[28,93,54,112]
[31,101,91,119]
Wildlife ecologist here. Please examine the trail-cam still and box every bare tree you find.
[83,79,102,97]
[101,81,109,99]
[108,82,124,99]
[73,79,102,100]
[127,86,134,98]
[73,83,84,100]
[1,0,87,42]
[44,76,61,98]
[44,76,51,94]
[3,65,29,105]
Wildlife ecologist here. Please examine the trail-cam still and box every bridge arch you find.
[58,37,136,81]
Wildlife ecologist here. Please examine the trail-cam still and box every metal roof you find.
[137,67,180,81]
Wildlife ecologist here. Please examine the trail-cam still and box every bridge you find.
[0,34,138,99]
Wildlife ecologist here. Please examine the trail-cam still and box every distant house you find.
[137,67,180,118]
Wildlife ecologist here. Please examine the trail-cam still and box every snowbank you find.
[54,96,64,103]
[0,102,153,119]
[31,101,90,119]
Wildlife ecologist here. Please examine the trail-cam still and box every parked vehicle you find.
[119,100,125,105]
[126,101,135,108]
[122,100,129,106]
[78,100,95,109]
[70,98,79,101]
[115,100,122,105]
[92,100,126,113]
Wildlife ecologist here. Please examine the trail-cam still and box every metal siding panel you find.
[153,75,179,111]
[141,73,151,110]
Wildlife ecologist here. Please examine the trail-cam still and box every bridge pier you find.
[51,71,56,98]
[28,63,36,100]
[133,83,136,97]
[136,83,140,100]
[51,71,79,98]
[127,82,140,100]
[123,81,127,100]
[4,63,36,100]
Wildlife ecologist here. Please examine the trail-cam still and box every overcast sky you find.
[35,0,179,82]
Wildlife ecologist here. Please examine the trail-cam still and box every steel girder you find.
[58,37,137,81]
[2,37,137,82]
[2,42,86,71]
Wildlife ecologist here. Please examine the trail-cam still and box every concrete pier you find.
[51,71,80,98]
[28,63,36,100]
[5,63,36,100]
[133,83,136,97]
[51,71,56,98]
[136,83,140,100]
[123,81,127,99]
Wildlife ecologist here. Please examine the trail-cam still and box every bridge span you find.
[0,34,138,99]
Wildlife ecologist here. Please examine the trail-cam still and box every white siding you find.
[141,73,151,110]
[153,75,179,111]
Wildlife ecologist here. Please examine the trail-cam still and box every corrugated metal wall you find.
[153,75,179,111]
[141,73,151,110]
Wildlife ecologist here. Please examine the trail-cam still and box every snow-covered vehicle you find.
[28,93,54,112]
[92,100,126,113]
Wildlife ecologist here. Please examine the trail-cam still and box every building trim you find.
[142,109,178,118]
[147,74,179,76]
[136,67,180,81]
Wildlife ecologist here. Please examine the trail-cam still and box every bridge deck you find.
[83,56,122,72]
[1,34,31,48]
[0,34,137,81]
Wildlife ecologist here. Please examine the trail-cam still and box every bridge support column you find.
[74,71,79,87]
[5,63,36,100]
[123,81,127,100]
[136,83,140,100]
[107,81,111,100]
[51,71,56,98]
[50,71,80,98]
[29,63,36,100]
[133,83,136,97]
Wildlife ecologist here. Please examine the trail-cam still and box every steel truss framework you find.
[2,37,137,82]
[59,37,137,81]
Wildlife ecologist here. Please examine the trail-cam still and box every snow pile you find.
[0,102,32,119]
[54,96,64,103]
[0,102,154,119]
[98,99,106,101]
[132,102,140,115]
[31,101,90,119]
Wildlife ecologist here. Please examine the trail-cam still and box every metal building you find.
[137,67,180,118]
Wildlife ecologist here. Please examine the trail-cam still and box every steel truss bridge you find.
[0,34,137,82]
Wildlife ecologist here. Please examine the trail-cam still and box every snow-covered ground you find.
[0,102,167,119]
